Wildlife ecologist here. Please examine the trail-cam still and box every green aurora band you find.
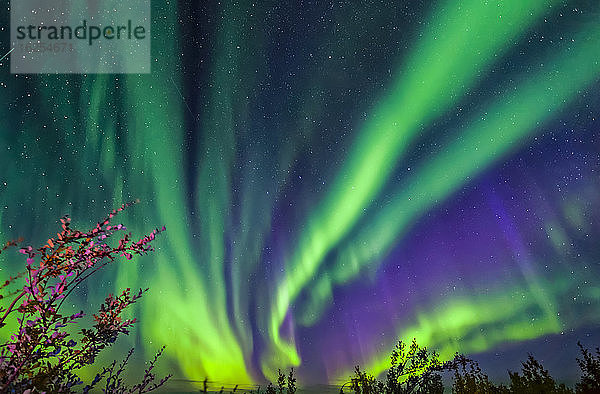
[261,0,582,374]
[296,22,600,329]
[1,0,599,388]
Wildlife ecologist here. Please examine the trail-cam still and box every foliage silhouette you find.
[575,341,600,393]
[338,339,600,394]
[450,353,506,393]
[264,368,297,394]
[0,201,170,392]
[197,368,295,394]
[342,338,449,394]
[507,354,573,394]
[5,203,596,394]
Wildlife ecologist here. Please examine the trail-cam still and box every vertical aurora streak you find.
[1,0,599,388]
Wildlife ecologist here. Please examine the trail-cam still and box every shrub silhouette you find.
[0,201,170,392]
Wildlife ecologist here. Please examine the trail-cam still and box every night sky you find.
[1,0,600,389]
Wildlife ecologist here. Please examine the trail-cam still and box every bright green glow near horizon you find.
[340,260,600,381]
[264,0,558,373]
[334,275,571,381]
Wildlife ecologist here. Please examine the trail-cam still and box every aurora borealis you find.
[1,0,600,389]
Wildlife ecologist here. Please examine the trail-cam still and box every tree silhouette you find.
[575,341,600,393]
[507,354,572,394]
[450,353,505,394]
[344,338,449,394]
